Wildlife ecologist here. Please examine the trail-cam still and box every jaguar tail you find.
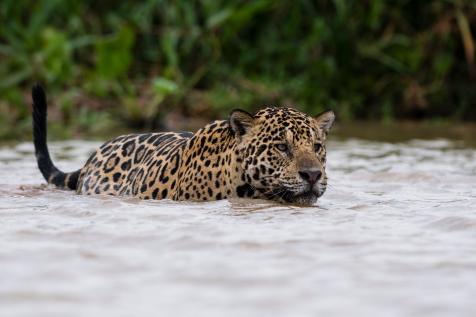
[32,84,80,190]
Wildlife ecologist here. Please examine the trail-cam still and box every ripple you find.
[0,139,475,317]
[427,216,476,232]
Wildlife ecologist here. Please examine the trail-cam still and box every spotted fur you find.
[32,85,335,205]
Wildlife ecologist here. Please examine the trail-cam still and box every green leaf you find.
[0,68,32,90]
[95,25,135,80]
[161,30,179,69]
[41,27,73,83]
[206,9,232,29]
[434,53,453,77]
[152,77,178,95]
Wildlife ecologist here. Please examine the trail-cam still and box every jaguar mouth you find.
[266,187,323,206]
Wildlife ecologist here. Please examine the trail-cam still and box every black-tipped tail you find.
[32,84,80,190]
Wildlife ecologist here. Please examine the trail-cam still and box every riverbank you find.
[3,116,476,149]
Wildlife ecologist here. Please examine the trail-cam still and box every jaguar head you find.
[230,107,335,206]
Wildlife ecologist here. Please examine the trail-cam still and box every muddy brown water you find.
[1,138,475,316]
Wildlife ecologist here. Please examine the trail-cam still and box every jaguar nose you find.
[299,170,322,185]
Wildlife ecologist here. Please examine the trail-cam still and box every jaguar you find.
[32,84,335,206]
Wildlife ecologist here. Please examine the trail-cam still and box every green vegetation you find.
[1,1,475,139]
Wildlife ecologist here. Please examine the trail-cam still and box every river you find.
[1,138,475,316]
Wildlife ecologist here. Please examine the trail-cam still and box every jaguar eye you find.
[314,143,322,152]
[276,144,288,152]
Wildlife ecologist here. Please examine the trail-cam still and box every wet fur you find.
[32,85,334,205]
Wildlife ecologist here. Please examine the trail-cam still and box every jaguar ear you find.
[229,109,255,137]
[314,110,335,135]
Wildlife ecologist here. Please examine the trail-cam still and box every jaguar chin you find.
[265,184,326,206]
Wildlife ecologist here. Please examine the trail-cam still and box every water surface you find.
[1,139,475,317]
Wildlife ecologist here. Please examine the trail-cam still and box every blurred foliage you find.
[0,0,475,139]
